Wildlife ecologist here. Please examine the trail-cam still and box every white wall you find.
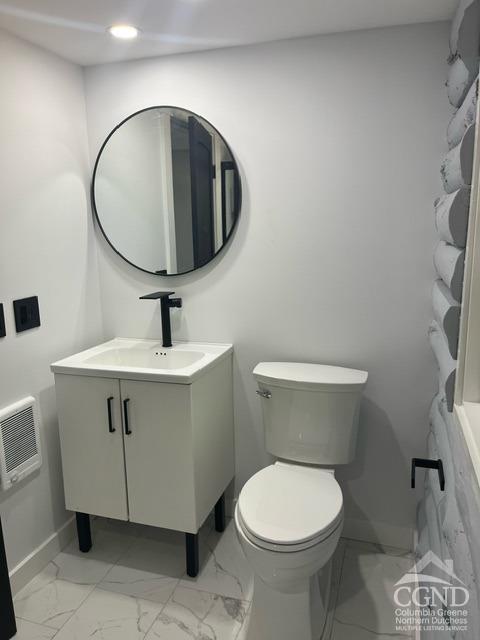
[84,22,451,548]
[0,29,103,571]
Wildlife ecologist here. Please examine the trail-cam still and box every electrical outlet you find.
[13,296,41,333]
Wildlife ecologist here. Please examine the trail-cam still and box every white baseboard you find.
[9,517,75,595]
[342,516,414,551]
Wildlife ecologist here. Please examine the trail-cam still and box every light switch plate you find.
[13,296,40,333]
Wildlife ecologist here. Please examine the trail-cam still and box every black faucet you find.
[139,291,182,348]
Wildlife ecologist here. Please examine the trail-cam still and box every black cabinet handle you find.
[411,458,445,491]
[107,396,115,433]
[123,398,132,435]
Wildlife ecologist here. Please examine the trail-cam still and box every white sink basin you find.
[84,347,204,370]
[51,339,233,384]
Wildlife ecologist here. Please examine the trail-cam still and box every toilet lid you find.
[238,463,343,546]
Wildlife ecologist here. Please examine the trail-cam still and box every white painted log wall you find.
[447,56,478,107]
[440,123,475,192]
[447,77,478,148]
[416,396,480,638]
[450,0,480,65]
[424,482,445,564]
[437,398,479,635]
[426,431,446,521]
[433,241,465,302]
[416,499,429,557]
[429,322,456,411]
[434,187,470,247]
[447,0,480,108]
[429,400,455,525]
[419,5,480,636]
[432,280,461,358]
[438,397,480,595]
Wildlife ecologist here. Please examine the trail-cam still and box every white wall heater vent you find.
[0,396,42,491]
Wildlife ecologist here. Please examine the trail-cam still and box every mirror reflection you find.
[92,107,241,275]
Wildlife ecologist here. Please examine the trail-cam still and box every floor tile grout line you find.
[18,583,96,635]
[47,529,126,596]
[49,616,62,640]
[51,579,179,638]
[179,580,252,603]
[16,615,59,632]
[331,541,348,617]
[342,537,413,559]
[58,526,140,628]
[140,579,181,638]
[16,615,62,639]
[48,582,97,632]
[92,528,146,584]
[333,616,411,638]
[94,547,186,607]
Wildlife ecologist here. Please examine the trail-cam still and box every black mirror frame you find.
[90,105,242,277]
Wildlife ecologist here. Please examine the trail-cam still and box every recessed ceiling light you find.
[108,25,139,40]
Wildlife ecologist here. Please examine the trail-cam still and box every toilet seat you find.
[236,508,343,553]
[237,462,343,553]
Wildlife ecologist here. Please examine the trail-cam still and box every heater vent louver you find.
[0,397,41,490]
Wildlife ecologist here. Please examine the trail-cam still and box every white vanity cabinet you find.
[54,351,234,536]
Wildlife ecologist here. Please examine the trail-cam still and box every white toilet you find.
[235,362,368,640]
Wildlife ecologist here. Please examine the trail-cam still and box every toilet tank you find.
[253,362,368,465]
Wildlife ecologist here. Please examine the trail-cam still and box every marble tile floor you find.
[12,517,415,640]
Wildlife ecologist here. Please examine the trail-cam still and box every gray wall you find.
[84,22,450,549]
[0,28,104,570]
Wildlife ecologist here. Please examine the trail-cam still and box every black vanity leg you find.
[0,517,16,640]
[76,512,92,553]
[214,493,226,533]
[185,533,199,578]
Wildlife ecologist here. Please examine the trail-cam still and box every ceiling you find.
[0,0,457,66]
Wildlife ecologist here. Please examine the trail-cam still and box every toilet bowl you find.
[235,462,343,640]
[235,362,368,640]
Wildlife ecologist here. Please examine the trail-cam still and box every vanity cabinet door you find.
[55,374,128,520]
[120,380,196,532]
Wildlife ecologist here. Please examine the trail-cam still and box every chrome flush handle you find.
[256,389,272,399]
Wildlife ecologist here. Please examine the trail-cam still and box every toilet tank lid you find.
[253,362,368,391]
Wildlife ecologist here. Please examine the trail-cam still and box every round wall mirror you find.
[92,106,241,275]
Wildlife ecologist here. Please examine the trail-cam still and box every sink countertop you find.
[51,338,233,384]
